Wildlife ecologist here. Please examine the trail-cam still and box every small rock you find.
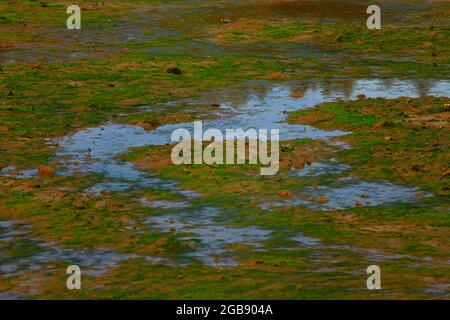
[137,120,160,130]
[38,165,54,177]
[211,103,221,107]
[291,92,303,99]
[266,72,285,80]
[354,200,362,207]
[165,66,182,75]
[72,200,86,209]
[221,18,231,24]
[278,190,292,199]
[307,196,329,203]
[31,64,44,70]
[373,120,389,129]
[68,81,84,87]
[281,144,293,152]
[184,241,196,249]
[384,136,392,141]
[316,196,329,203]
[357,94,366,100]
[334,34,344,42]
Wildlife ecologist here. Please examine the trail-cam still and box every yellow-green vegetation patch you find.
[288,96,450,195]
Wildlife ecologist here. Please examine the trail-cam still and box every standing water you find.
[3,78,447,267]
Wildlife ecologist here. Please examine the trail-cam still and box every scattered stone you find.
[291,92,303,99]
[165,66,182,75]
[307,196,329,203]
[72,200,86,209]
[136,120,160,130]
[281,144,293,152]
[211,103,221,107]
[31,64,44,70]
[38,165,54,177]
[384,136,392,141]
[221,18,231,24]
[316,196,329,203]
[278,190,292,199]
[266,72,285,80]
[184,242,196,249]
[373,120,390,129]
[359,194,369,199]
[334,34,344,42]
[68,81,84,87]
[354,200,362,207]
[357,94,366,100]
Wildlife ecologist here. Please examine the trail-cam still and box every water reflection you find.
[54,78,450,199]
